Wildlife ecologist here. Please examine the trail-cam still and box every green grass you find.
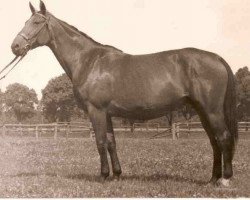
[0,136,249,197]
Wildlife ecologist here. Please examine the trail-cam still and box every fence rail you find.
[1,121,250,139]
[1,122,93,139]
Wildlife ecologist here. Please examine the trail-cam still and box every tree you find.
[4,83,38,122]
[0,90,5,123]
[235,66,250,120]
[0,89,4,115]
[41,73,83,122]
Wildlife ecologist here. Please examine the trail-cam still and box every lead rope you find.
[0,55,26,81]
[0,56,19,76]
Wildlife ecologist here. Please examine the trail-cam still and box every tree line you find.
[0,74,86,124]
[0,67,250,124]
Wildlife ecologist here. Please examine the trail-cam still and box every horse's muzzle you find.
[11,43,20,55]
[11,43,30,56]
[11,35,30,56]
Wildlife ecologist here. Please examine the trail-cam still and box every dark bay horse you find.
[11,1,237,186]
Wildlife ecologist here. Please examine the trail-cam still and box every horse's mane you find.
[53,15,123,53]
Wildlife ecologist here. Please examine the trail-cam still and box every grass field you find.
[0,135,249,198]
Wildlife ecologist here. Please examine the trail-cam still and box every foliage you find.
[41,74,84,122]
[4,83,38,122]
[235,66,250,120]
[0,89,4,115]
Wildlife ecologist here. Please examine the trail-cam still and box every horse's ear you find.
[29,2,36,15]
[40,0,46,15]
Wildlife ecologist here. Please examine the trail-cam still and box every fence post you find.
[187,122,190,136]
[19,123,23,137]
[66,124,70,140]
[90,128,95,139]
[54,124,58,140]
[89,123,91,138]
[2,125,6,137]
[176,122,180,139]
[35,125,39,140]
[131,124,135,133]
[89,123,94,139]
[172,123,176,140]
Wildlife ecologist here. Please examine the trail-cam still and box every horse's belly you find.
[107,96,185,120]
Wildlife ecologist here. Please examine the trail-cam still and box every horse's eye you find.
[34,21,40,25]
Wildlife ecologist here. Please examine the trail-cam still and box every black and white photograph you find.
[0,0,249,198]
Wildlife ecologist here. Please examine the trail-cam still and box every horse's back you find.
[110,48,228,102]
[110,48,228,81]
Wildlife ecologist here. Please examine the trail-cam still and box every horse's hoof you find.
[113,175,121,181]
[99,174,109,183]
[217,178,230,187]
[99,176,107,183]
[207,177,231,188]
[209,177,218,185]
[208,177,221,187]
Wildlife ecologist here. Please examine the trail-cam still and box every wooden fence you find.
[0,122,94,139]
[171,121,250,140]
[0,121,250,140]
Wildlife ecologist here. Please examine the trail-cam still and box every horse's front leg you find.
[88,104,110,181]
[107,116,122,179]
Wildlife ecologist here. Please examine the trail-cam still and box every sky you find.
[0,0,250,99]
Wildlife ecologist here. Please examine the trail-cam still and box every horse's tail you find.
[219,57,238,154]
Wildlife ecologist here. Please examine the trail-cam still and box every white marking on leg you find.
[219,178,230,187]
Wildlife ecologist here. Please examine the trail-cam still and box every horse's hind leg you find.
[107,116,122,179]
[195,110,222,184]
[200,111,234,186]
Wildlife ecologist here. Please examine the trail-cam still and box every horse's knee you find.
[107,132,115,142]
[107,133,116,149]
[96,141,108,155]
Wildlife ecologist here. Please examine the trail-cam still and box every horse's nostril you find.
[14,44,19,49]
[25,44,30,49]
[12,43,20,50]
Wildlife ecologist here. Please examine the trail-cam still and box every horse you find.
[10,1,238,187]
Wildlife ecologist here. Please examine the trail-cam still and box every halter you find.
[0,13,57,80]
[18,13,52,49]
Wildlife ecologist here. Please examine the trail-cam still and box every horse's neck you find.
[47,17,103,79]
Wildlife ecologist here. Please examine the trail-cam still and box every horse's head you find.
[11,1,51,56]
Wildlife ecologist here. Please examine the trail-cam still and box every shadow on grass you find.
[65,173,101,182]
[120,174,207,186]
[11,172,207,186]
[66,173,207,186]
[11,172,100,182]
[11,172,41,177]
